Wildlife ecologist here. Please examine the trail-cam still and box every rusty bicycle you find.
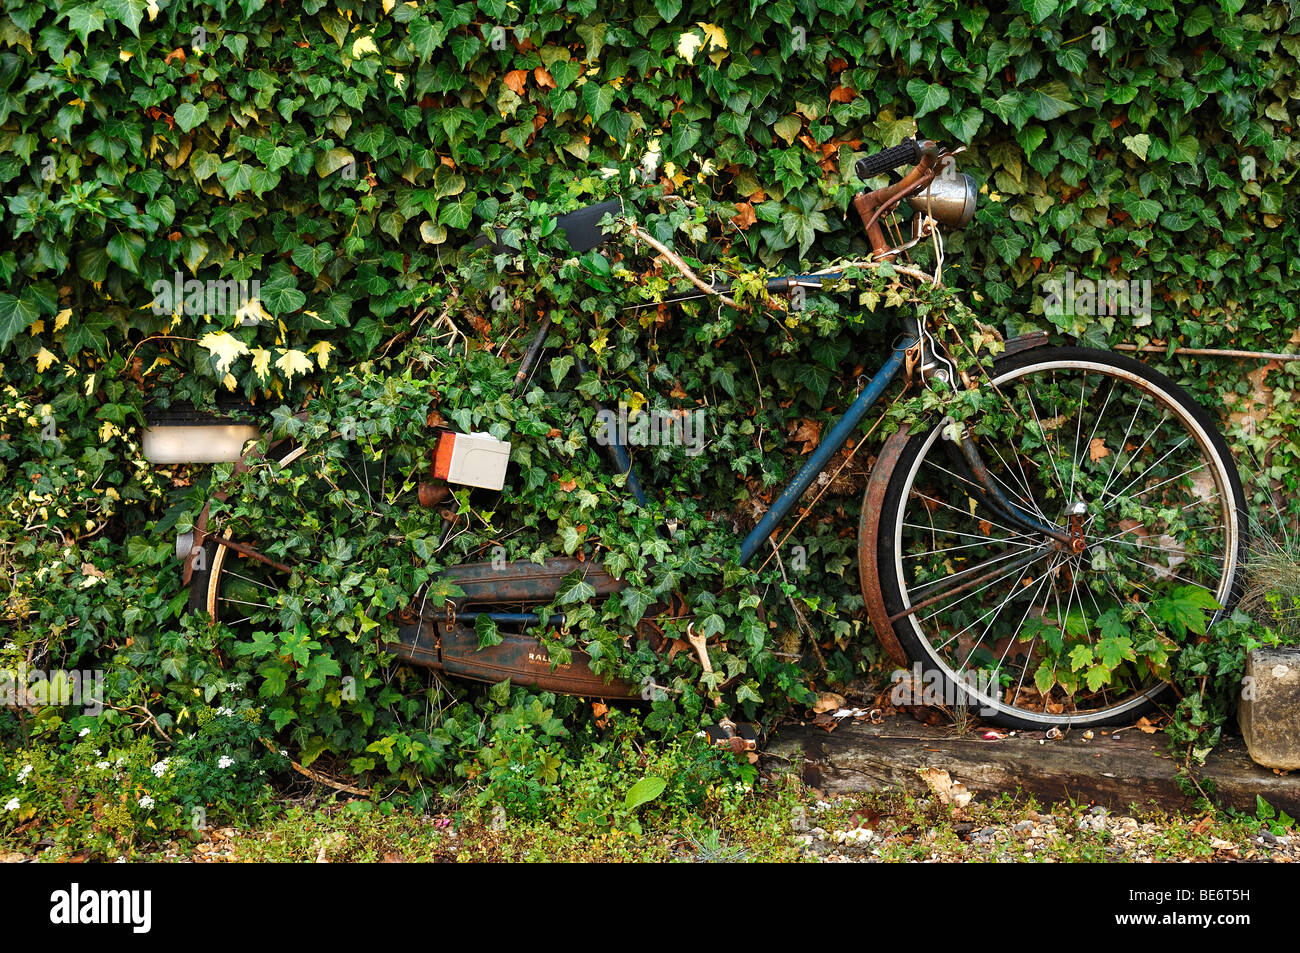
[185,137,1247,729]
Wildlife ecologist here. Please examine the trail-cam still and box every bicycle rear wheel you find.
[874,346,1246,728]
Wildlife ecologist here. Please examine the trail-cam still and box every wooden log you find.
[765,717,1300,816]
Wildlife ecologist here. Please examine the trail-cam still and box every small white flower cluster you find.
[215,707,235,717]
[138,796,155,810]
[16,765,32,784]
[4,797,19,812]
[830,827,875,845]
[78,727,91,738]
[95,761,111,770]
[151,758,170,778]
[217,755,235,769]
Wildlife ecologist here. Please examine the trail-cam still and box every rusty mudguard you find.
[385,557,644,699]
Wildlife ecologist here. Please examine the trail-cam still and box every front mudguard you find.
[859,331,1049,665]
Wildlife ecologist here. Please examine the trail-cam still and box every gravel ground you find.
[795,797,1298,863]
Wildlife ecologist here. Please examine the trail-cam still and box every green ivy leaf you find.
[0,291,41,349]
[174,101,209,133]
[906,79,950,119]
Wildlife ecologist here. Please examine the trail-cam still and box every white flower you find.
[150,759,170,778]
[96,761,110,770]
[138,796,155,810]
[17,765,32,784]
[216,707,235,717]
[217,756,235,769]
[3,798,19,812]
[78,727,91,737]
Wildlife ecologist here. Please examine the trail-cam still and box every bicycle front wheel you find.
[875,345,1247,728]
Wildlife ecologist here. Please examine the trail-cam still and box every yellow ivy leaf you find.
[352,35,379,57]
[36,348,57,372]
[234,297,273,326]
[146,0,159,20]
[382,0,395,11]
[698,23,728,52]
[676,31,703,63]
[419,220,446,244]
[275,348,313,381]
[54,308,71,332]
[307,340,333,369]
[221,373,238,391]
[250,347,271,382]
[198,331,250,376]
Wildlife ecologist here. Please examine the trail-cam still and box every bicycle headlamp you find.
[906,170,978,227]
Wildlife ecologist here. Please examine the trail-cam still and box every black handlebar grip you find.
[855,138,922,180]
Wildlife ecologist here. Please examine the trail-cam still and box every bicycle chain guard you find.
[386,557,675,699]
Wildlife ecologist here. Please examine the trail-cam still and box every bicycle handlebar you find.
[855,137,941,181]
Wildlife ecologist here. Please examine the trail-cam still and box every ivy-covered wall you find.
[2,0,1299,799]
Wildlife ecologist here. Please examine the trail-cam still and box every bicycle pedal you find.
[704,721,758,753]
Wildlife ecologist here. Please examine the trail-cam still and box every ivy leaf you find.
[260,276,306,315]
[409,17,447,59]
[434,166,465,199]
[291,243,333,277]
[1121,133,1151,160]
[555,571,597,605]
[793,361,832,400]
[315,147,354,178]
[475,613,502,649]
[198,331,250,375]
[0,291,41,349]
[1167,133,1200,165]
[104,0,145,36]
[941,106,984,143]
[620,587,653,625]
[1184,5,1215,36]
[582,81,614,120]
[438,194,474,229]
[106,231,144,274]
[670,118,702,155]
[772,114,802,145]
[550,354,573,386]
[275,348,314,381]
[173,101,209,133]
[62,4,107,45]
[1033,81,1076,120]
[905,79,950,119]
[1022,0,1059,23]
